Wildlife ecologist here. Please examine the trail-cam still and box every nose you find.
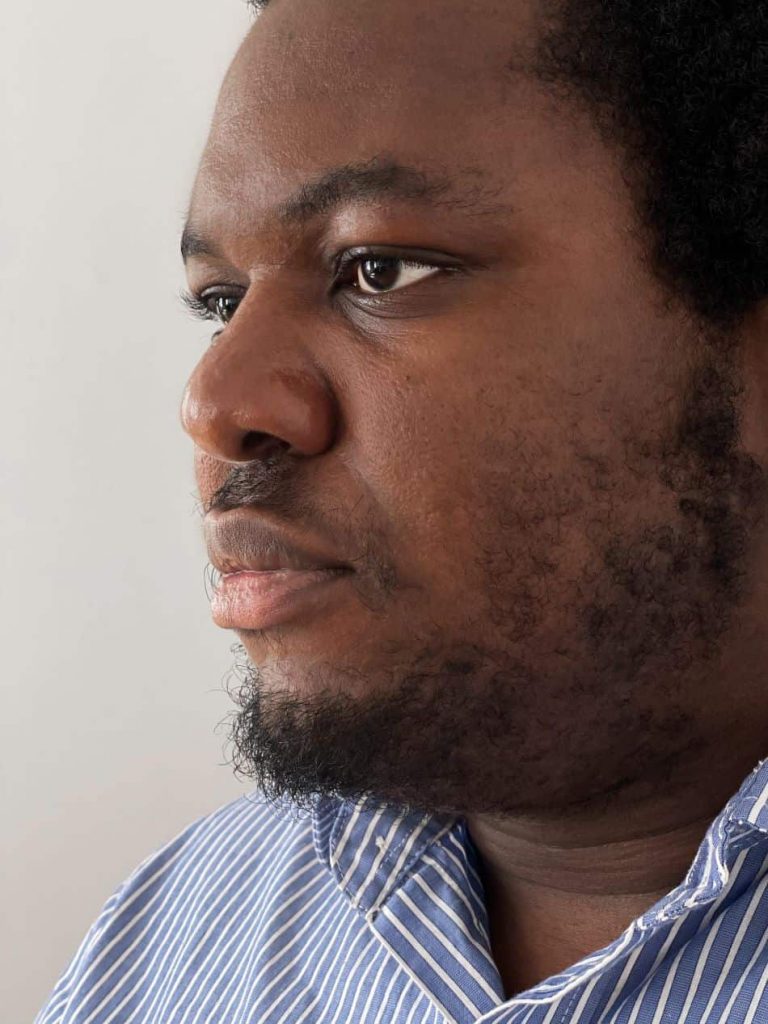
[179,288,338,463]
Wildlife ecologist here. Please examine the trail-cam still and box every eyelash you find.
[181,291,218,321]
[181,250,451,326]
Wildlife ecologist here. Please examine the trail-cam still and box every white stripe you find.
[313,932,382,1024]
[698,869,768,1024]
[227,911,371,1024]
[217,865,335,1015]
[80,814,300,1024]
[368,817,438,915]
[538,993,567,1024]
[227,895,355,1024]
[568,972,601,1024]
[344,809,403,898]
[272,929,382,1024]
[612,846,763,1024]
[398,885,499,1003]
[594,943,646,1024]
[743,953,768,1024]
[385,973,419,1024]
[348,945,392,1022]
[674,848,758,1024]
[169,847,320,1024]
[509,924,639,1007]
[337,807,387,891]
[620,915,691,1024]
[60,815,218,1012]
[144,808,283,1019]
[712,924,768,1024]
[329,800,366,870]
[747,776,768,825]
[446,830,484,889]
[197,873,344,1022]
[367,956,404,1024]
[422,851,490,946]
[379,901,484,1020]
[403,990,428,1024]
[119,802,284,1023]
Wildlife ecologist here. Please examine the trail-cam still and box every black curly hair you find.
[246,0,767,331]
[533,0,767,331]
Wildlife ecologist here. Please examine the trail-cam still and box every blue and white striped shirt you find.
[37,758,768,1023]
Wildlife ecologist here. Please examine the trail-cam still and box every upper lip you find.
[204,509,352,575]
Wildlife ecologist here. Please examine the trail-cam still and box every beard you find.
[220,342,766,819]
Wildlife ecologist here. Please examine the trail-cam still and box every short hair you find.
[246,0,767,331]
[535,0,767,330]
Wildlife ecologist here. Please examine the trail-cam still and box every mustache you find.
[203,458,307,519]
[199,455,400,602]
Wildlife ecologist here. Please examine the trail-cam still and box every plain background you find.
[2,3,255,1019]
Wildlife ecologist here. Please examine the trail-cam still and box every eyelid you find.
[333,246,461,277]
[181,289,213,320]
[330,247,465,301]
[181,246,464,325]
[181,286,244,325]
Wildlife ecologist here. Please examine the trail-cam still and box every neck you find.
[465,740,764,998]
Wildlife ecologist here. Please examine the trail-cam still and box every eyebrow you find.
[181,157,504,263]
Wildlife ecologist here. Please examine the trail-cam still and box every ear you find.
[739,299,768,469]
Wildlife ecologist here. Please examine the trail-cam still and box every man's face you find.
[180,0,766,814]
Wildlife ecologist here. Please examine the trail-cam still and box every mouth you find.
[210,566,353,631]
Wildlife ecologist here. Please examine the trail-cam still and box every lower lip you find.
[210,568,352,630]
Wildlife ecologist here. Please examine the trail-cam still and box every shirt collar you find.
[312,792,458,917]
[312,756,768,921]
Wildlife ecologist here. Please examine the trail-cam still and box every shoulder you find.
[35,790,318,1024]
[117,789,313,894]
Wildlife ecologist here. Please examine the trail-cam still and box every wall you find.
[1,4,252,1019]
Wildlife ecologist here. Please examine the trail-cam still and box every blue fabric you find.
[36,758,768,1023]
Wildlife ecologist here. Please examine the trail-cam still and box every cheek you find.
[335,267,690,633]
[346,348,649,629]
[340,346,567,619]
[337,360,482,615]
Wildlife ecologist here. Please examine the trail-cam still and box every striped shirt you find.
[36,757,768,1024]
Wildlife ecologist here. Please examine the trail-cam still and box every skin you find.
[180,0,768,998]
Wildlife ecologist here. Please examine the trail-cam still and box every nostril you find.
[242,431,288,460]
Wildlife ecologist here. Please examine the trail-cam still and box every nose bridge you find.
[180,286,338,463]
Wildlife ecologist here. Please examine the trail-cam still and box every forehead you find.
[188,0,591,235]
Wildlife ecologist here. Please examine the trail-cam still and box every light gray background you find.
[2,4,254,1019]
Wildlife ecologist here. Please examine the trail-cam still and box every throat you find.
[483,875,669,998]
[466,813,716,999]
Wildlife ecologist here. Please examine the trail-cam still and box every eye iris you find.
[215,296,239,322]
[359,257,400,291]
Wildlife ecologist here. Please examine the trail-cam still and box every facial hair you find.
[220,342,766,818]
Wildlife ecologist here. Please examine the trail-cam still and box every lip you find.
[204,509,351,576]
[210,567,352,630]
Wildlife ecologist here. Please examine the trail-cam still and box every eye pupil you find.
[359,257,400,291]
[215,296,239,323]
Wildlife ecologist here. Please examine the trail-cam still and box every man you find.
[37,0,768,1020]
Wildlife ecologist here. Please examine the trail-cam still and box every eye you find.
[337,252,443,295]
[357,256,439,294]
[208,294,241,323]
[181,289,242,326]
